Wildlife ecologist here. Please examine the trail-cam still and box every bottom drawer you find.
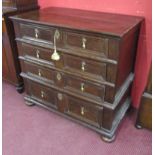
[27,81,57,108]
[25,79,103,128]
[66,96,103,127]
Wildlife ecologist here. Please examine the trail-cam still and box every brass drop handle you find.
[41,91,45,98]
[81,61,86,71]
[35,28,39,38]
[36,50,40,58]
[51,49,60,61]
[82,37,87,49]
[51,29,60,61]
[38,69,41,77]
[81,107,85,115]
[56,73,62,81]
[81,83,85,92]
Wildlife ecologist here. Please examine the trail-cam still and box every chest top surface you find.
[11,7,143,37]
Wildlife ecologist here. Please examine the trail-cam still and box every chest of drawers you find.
[11,7,143,142]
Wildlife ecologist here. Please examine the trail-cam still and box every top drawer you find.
[20,24,62,44]
[64,31,109,56]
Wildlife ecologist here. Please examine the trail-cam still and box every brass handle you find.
[82,37,87,49]
[81,107,85,115]
[36,50,40,58]
[56,73,62,81]
[38,69,41,77]
[81,83,85,92]
[35,28,39,38]
[51,49,60,61]
[81,61,86,71]
[57,93,63,101]
[51,29,60,61]
[41,91,45,98]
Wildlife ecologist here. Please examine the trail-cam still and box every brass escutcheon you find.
[56,73,62,81]
[57,93,63,100]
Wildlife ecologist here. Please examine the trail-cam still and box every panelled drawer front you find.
[23,61,65,87]
[21,43,63,68]
[65,75,105,102]
[64,54,106,81]
[24,61,54,84]
[64,31,108,56]
[28,81,57,108]
[66,96,103,127]
[20,24,61,43]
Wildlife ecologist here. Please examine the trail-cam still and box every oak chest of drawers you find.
[11,7,143,142]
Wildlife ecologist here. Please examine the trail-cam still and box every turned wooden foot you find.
[16,83,24,93]
[25,101,35,106]
[135,124,143,129]
[101,135,115,143]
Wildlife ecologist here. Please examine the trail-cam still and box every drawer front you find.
[65,75,105,102]
[20,24,60,43]
[23,61,65,87]
[66,96,103,127]
[65,31,108,56]
[28,81,57,108]
[64,54,106,81]
[24,61,54,84]
[21,43,63,68]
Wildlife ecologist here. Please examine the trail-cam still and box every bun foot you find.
[135,124,143,129]
[16,83,24,93]
[25,101,35,106]
[101,135,115,143]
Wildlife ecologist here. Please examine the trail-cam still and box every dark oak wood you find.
[64,30,109,55]
[2,0,38,11]
[27,80,57,108]
[2,44,10,80]
[11,7,143,37]
[2,19,18,84]
[66,95,103,128]
[65,75,105,102]
[63,54,107,81]
[20,23,57,43]
[2,0,39,92]
[11,7,143,141]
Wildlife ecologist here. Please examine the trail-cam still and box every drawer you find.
[65,75,105,102]
[28,81,57,108]
[23,61,65,87]
[64,31,108,56]
[20,24,62,43]
[21,43,63,68]
[24,61,54,84]
[66,96,103,127]
[64,54,106,81]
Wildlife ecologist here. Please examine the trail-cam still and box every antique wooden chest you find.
[11,7,143,142]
